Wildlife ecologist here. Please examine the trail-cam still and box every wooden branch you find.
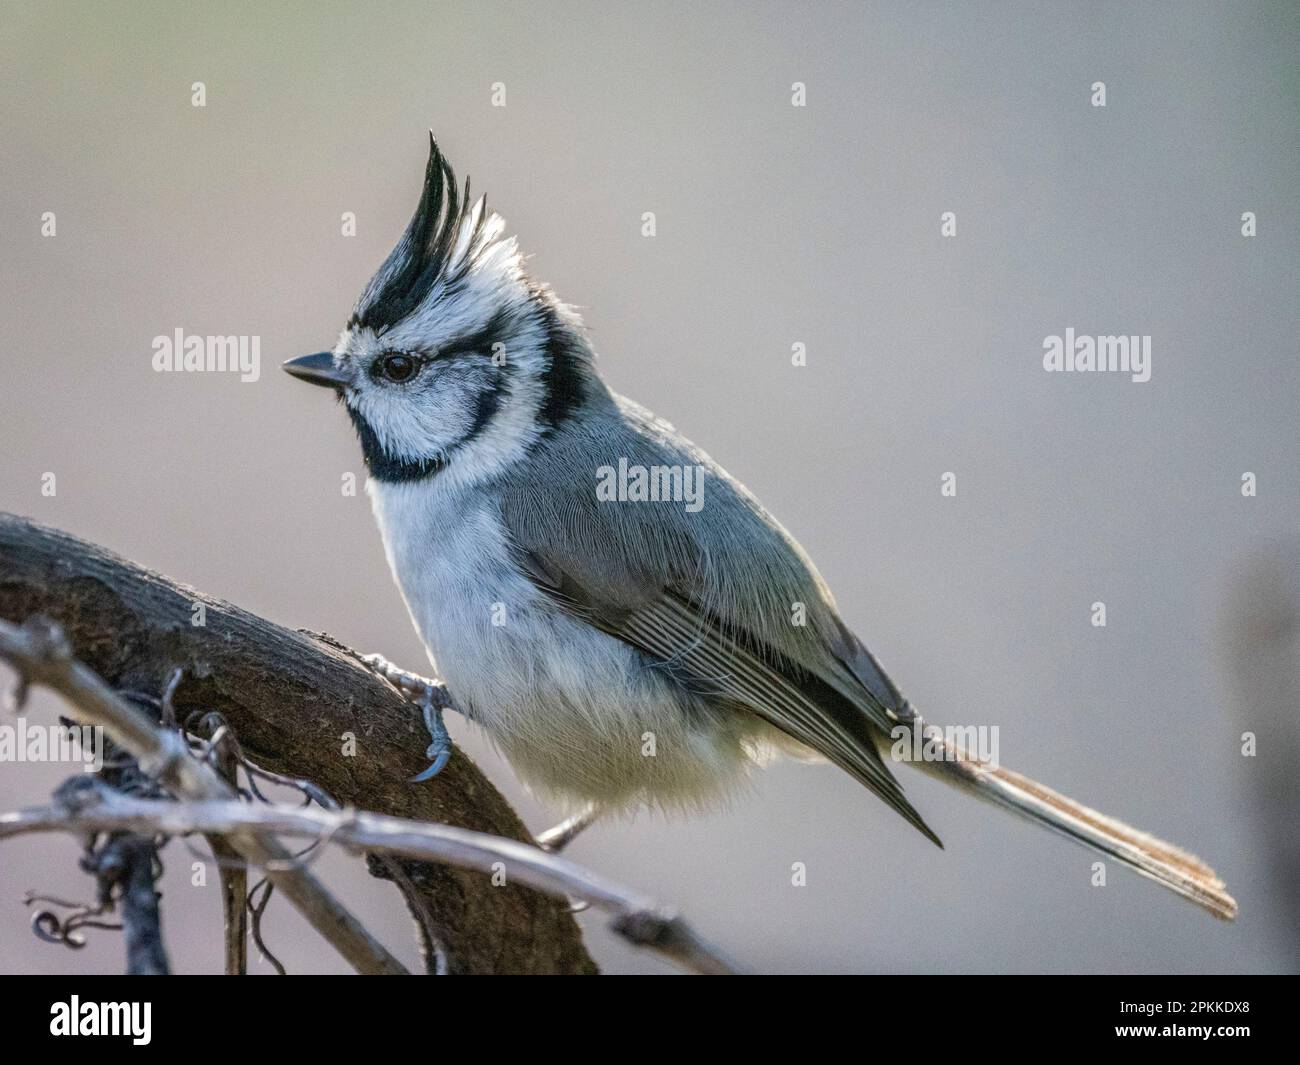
[0,512,595,974]
[0,613,409,975]
[3,790,738,975]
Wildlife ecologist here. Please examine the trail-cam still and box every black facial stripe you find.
[439,307,514,361]
[347,405,446,483]
[537,311,588,431]
[366,308,515,384]
[347,361,509,484]
[459,378,505,449]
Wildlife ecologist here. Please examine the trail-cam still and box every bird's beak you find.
[283,351,350,390]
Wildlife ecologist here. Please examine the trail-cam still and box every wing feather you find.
[500,397,939,844]
[516,546,941,845]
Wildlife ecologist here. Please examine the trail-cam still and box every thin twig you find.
[202,716,248,976]
[0,615,408,976]
[0,791,739,975]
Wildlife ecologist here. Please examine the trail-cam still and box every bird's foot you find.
[362,653,455,782]
[535,807,598,853]
[409,695,452,782]
[360,652,441,701]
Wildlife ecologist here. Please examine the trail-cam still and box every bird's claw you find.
[362,652,454,782]
[410,697,452,782]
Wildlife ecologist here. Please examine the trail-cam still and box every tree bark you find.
[0,513,596,975]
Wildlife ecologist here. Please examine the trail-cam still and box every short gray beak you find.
[283,351,349,390]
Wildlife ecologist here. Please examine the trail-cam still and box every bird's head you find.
[285,133,594,486]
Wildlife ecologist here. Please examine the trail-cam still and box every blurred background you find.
[0,0,1296,973]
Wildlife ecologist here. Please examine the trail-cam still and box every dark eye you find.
[380,353,418,383]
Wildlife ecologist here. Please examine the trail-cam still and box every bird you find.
[284,133,1236,919]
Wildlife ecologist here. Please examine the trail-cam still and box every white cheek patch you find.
[351,368,478,462]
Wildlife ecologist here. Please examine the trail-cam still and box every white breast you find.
[367,477,773,813]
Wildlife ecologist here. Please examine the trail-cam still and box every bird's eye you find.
[381,353,418,383]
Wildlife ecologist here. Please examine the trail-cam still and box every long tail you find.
[913,723,1237,920]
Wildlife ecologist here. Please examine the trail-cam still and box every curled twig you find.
[247,879,286,974]
[25,891,120,948]
[160,667,183,730]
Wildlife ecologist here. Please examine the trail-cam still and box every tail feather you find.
[917,725,1237,920]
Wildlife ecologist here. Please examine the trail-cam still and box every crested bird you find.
[284,134,1236,920]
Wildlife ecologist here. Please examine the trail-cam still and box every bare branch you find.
[0,614,408,975]
[0,790,738,975]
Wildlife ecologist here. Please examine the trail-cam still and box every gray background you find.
[1,1,1296,973]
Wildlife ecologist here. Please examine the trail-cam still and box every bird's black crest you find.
[350,133,489,331]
